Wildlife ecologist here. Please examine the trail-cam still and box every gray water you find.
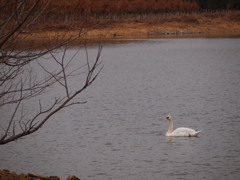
[1,38,240,180]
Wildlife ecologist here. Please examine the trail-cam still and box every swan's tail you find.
[195,130,202,136]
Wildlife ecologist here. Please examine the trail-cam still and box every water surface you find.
[1,38,240,180]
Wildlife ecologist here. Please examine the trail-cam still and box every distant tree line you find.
[1,0,240,22]
[46,0,200,15]
[46,0,240,15]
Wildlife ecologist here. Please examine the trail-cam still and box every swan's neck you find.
[167,119,173,134]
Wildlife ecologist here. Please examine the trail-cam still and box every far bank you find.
[17,11,240,47]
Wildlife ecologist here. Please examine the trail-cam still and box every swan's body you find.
[165,115,201,137]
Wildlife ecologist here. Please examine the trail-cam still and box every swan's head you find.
[165,115,172,121]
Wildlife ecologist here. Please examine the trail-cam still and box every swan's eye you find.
[166,117,169,119]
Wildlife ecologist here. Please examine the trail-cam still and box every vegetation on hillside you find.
[46,0,200,15]
[1,0,240,27]
[42,0,240,16]
[1,0,240,36]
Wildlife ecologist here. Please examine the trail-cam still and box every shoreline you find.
[17,11,240,46]
[17,26,240,49]
[25,23,240,41]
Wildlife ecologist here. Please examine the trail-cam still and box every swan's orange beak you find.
[165,117,169,121]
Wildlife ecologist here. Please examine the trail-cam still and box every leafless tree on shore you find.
[0,0,103,144]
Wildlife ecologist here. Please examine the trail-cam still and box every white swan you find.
[165,115,201,137]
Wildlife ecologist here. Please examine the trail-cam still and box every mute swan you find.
[165,115,201,137]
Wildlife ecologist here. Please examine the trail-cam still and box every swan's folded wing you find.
[171,127,198,137]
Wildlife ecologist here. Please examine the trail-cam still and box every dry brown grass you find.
[19,11,240,45]
[79,11,240,38]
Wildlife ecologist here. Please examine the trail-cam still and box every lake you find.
[1,37,240,180]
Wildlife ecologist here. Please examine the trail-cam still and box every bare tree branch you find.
[0,46,103,144]
[0,1,103,145]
